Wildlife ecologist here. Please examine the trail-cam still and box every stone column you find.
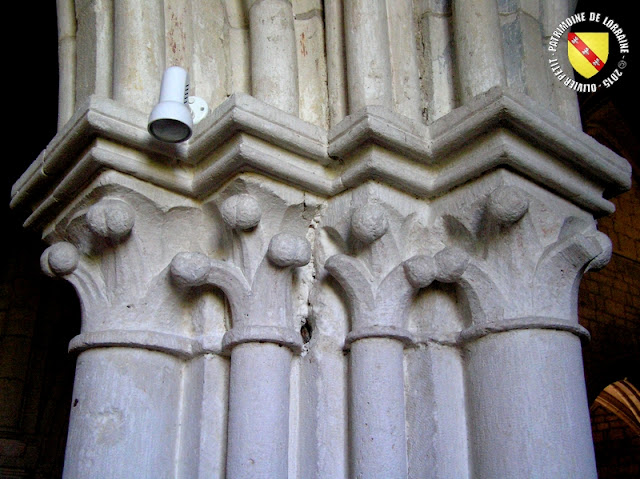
[324,203,417,478]
[344,0,394,111]
[60,348,183,478]
[542,0,582,126]
[465,329,597,477]
[37,192,222,479]
[432,182,612,478]
[245,0,299,115]
[453,0,506,102]
[170,188,318,478]
[113,0,165,111]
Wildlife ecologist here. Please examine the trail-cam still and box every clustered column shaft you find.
[246,0,299,115]
[15,0,629,477]
[226,343,292,478]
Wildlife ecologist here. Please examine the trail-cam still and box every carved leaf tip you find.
[486,186,529,226]
[351,203,389,244]
[86,198,135,242]
[220,194,262,231]
[170,251,212,288]
[41,242,80,277]
[403,255,437,289]
[434,247,470,283]
[267,233,311,268]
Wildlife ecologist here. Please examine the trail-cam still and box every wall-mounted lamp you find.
[148,66,209,143]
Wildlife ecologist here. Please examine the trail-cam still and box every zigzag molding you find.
[12,87,631,229]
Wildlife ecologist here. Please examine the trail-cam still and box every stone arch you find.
[590,379,640,478]
[592,379,640,434]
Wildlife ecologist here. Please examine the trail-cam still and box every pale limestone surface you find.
[14,1,632,478]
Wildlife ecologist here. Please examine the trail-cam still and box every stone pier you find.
[11,0,631,477]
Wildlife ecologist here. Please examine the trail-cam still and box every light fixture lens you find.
[149,118,192,143]
[148,66,194,143]
[148,99,194,143]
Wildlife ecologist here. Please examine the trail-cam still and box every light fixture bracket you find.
[148,67,209,143]
[188,96,209,125]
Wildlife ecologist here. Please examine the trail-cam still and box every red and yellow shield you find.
[568,32,609,79]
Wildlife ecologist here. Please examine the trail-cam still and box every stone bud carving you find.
[350,203,389,244]
[169,191,314,353]
[324,200,438,343]
[402,255,437,289]
[169,251,212,288]
[267,233,312,268]
[434,247,470,283]
[41,242,80,277]
[486,186,530,225]
[86,198,135,241]
[220,193,262,231]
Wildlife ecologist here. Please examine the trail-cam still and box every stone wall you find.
[579,175,640,398]
[0,4,73,475]
[1,209,78,478]
[578,93,640,478]
[590,404,640,479]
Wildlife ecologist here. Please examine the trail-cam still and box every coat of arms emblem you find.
[568,32,609,79]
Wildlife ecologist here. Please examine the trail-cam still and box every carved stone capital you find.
[427,171,612,339]
[15,5,633,477]
[169,231,311,354]
[35,175,217,355]
[312,171,616,350]
[168,183,319,354]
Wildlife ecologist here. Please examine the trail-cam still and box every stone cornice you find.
[12,87,631,229]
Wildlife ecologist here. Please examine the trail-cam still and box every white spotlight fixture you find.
[148,66,209,143]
